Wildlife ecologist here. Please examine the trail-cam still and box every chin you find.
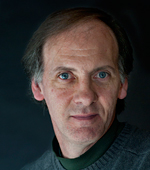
[69,126,103,144]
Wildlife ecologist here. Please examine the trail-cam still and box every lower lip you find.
[71,114,98,120]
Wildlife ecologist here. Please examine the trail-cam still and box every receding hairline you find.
[42,18,119,57]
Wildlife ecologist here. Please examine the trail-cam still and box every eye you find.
[94,71,108,80]
[98,72,108,79]
[58,73,71,80]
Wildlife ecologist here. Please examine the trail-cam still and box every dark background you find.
[1,0,150,169]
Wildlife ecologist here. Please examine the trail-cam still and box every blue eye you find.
[59,73,69,80]
[98,72,107,78]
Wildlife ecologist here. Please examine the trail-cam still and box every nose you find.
[73,80,98,106]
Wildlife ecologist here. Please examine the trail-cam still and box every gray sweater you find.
[21,123,150,170]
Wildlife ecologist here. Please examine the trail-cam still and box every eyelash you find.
[94,71,109,79]
[58,72,74,80]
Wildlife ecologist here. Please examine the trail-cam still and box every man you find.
[21,8,150,170]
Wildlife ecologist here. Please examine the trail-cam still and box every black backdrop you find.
[1,0,150,169]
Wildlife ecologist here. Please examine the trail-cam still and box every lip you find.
[71,114,98,120]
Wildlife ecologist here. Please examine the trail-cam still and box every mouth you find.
[71,114,98,120]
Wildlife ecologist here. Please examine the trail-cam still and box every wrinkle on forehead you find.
[43,20,119,67]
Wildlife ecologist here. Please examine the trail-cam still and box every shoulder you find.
[21,150,54,170]
[122,123,150,155]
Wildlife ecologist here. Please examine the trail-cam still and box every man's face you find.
[32,20,127,145]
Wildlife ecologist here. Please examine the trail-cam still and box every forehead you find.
[43,20,118,67]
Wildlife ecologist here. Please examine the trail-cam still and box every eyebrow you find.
[52,65,116,75]
[53,66,77,73]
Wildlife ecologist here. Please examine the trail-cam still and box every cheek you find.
[45,87,74,116]
[97,85,119,109]
[54,88,73,102]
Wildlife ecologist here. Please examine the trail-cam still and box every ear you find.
[31,80,44,101]
[118,78,128,99]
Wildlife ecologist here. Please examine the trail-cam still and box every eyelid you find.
[58,72,75,80]
[93,71,110,79]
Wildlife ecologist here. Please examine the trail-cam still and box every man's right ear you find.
[31,80,44,101]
